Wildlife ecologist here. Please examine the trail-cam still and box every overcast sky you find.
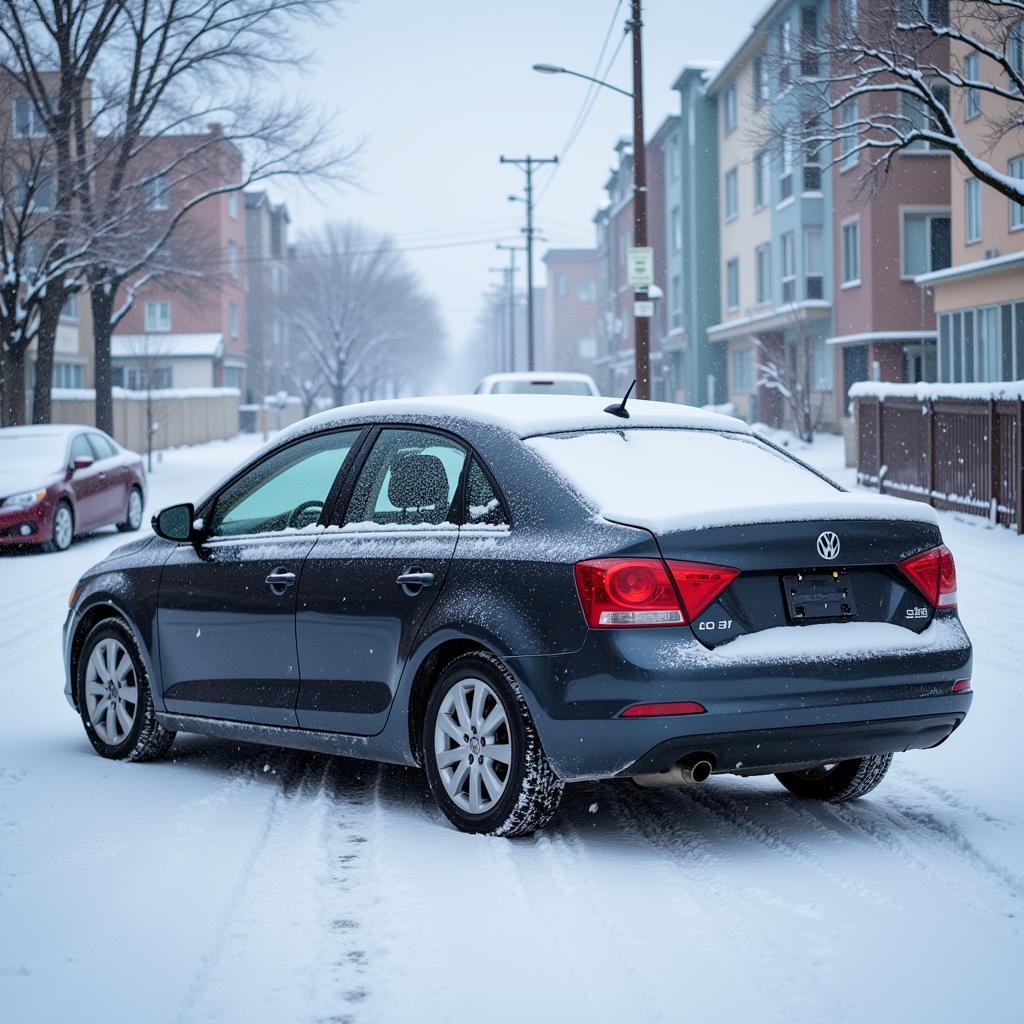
[278,0,767,357]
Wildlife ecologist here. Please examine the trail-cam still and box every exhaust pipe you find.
[633,756,713,788]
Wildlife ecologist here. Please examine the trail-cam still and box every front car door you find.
[158,429,363,726]
[85,431,125,525]
[295,427,468,734]
[66,432,107,531]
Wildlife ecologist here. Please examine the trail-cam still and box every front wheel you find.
[423,652,563,837]
[77,619,175,762]
[42,500,74,553]
[775,754,893,802]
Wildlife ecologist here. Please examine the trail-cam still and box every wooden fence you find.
[853,393,1023,532]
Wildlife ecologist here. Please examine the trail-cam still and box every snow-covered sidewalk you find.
[1,430,1022,1023]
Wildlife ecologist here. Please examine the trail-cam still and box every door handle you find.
[265,568,297,594]
[396,570,436,592]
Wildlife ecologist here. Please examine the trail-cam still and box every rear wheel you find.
[118,486,144,532]
[42,500,74,553]
[423,652,563,837]
[76,619,175,762]
[775,754,893,802]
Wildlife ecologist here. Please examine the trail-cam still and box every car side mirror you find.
[152,502,197,542]
[72,455,94,471]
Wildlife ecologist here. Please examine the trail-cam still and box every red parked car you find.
[0,425,146,553]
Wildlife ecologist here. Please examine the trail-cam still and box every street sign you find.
[633,300,654,318]
[626,247,654,287]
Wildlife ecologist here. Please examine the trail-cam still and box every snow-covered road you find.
[1,432,1022,1023]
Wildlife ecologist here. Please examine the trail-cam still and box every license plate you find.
[783,571,857,621]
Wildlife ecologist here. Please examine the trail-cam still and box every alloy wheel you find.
[53,505,73,550]
[84,638,138,745]
[433,677,512,814]
[127,490,143,529]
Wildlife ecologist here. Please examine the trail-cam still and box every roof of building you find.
[704,0,783,95]
[914,249,1024,287]
[111,333,224,358]
[542,249,597,263]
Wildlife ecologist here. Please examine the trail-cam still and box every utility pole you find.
[500,154,557,371]
[488,267,511,370]
[629,0,651,399]
[495,242,524,370]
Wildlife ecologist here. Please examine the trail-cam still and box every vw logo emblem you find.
[816,531,840,560]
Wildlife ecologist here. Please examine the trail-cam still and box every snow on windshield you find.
[528,428,938,532]
[0,434,66,474]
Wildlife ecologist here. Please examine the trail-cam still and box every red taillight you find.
[620,701,707,717]
[666,560,740,621]
[951,679,972,694]
[898,544,957,609]
[574,557,739,627]
[574,558,683,627]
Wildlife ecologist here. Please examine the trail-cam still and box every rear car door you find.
[158,429,362,726]
[295,427,468,734]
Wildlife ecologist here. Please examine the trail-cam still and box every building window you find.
[16,169,53,210]
[724,167,738,221]
[900,0,947,26]
[61,293,78,322]
[841,0,858,31]
[1010,157,1024,230]
[667,136,679,180]
[726,258,740,311]
[902,211,951,276]
[228,191,239,219]
[731,346,754,392]
[557,274,569,297]
[670,273,682,329]
[841,218,860,285]
[780,231,796,303]
[228,239,239,278]
[146,174,169,210]
[965,178,982,243]
[812,336,834,390]
[753,56,770,107]
[52,363,84,389]
[144,299,171,332]
[755,242,771,305]
[903,85,950,149]
[724,85,737,135]
[754,150,770,208]
[779,135,794,201]
[671,205,682,252]
[977,305,1000,381]
[839,98,859,170]
[12,95,47,137]
[800,6,818,77]
[577,280,594,302]
[224,366,242,389]
[230,301,239,338]
[778,20,792,90]
[964,53,981,120]
[804,225,823,299]
[1011,20,1024,77]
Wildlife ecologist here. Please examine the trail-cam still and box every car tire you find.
[423,651,564,837]
[775,754,893,802]
[41,500,74,553]
[118,486,144,533]
[76,618,175,762]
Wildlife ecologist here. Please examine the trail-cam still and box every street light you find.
[532,0,651,400]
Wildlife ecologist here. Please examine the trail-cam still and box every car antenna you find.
[603,379,636,419]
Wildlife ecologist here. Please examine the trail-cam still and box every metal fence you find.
[854,395,1023,533]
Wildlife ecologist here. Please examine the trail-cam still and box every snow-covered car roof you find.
[0,423,90,438]
[279,395,751,441]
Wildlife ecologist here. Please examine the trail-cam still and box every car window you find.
[87,433,117,460]
[465,458,509,526]
[490,380,594,395]
[208,430,360,538]
[344,428,467,527]
[69,434,92,465]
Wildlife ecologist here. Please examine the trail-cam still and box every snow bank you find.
[279,394,750,441]
[52,386,241,401]
[528,428,938,532]
[849,380,1024,402]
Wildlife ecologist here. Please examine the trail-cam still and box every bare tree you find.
[114,331,176,470]
[763,1,1024,203]
[286,223,446,407]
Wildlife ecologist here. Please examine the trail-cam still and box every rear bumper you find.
[507,614,973,781]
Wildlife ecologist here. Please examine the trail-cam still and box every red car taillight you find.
[898,544,957,609]
[574,557,739,627]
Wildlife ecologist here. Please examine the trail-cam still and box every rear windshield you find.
[0,434,67,472]
[527,428,841,530]
[491,379,593,395]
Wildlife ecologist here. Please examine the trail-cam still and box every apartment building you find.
[541,249,599,373]
[245,191,291,400]
[916,8,1024,383]
[112,127,247,393]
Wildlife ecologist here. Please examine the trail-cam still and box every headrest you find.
[388,453,450,511]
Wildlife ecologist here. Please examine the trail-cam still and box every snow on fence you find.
[51,387,240,454]
[850,382,1024,533]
